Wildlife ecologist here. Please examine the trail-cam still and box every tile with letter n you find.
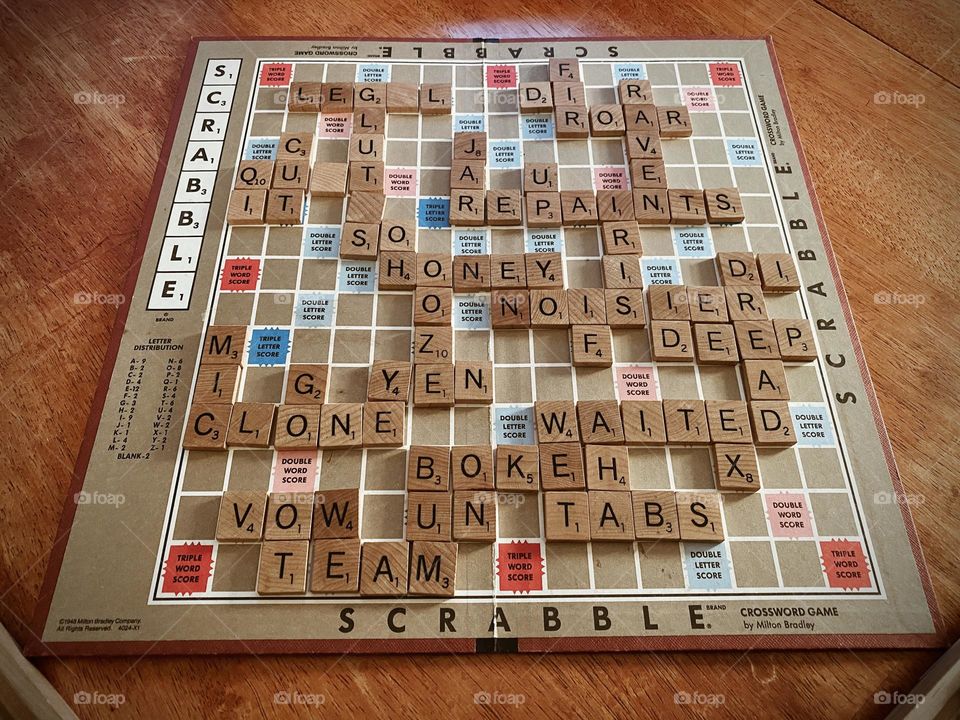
[453,491,497,542]
[318,403,363,448]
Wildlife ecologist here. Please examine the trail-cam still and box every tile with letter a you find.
[257,540,309,595]
[360,541,409,596]
[589,491,635,540]
[216,491,266,542]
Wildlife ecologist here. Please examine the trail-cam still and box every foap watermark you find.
[473,491,526,508]
[873,291,925,307]
[674,690,725,707]
[873,90,925,107]
[74,90,125,107]
[74,491,125,507]
[74,691,125,707]
[74,291,125,306]
[474,691,526,706]
[274,690,325,707]
[874,491,925,506]
[874,690,925,707]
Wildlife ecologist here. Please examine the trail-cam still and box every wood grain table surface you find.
[1,0,958,717]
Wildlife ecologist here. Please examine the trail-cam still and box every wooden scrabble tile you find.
[450,159,485,190]
[366,361,411,402]
[553,81,586,106]
[274,405,321,449]
[605,289,647,328]
[348,160,384,192]
[602,255,643,288]
[619,78,653,104]
[623,103,658,131]
[226,402,276,447]
[345,191,385,223]
[322,82,354,111]
[417,253,452,287]
[597,190,634,222]
[549,58,581,81]
[453,254,491,291]
[490,254,527,288]
[589,491,635,540]
[663,399,710,444]
[519,81,554,112]
[749,401,797,446]
[687,286,728,323]
[523,163,559,192]
[413,363,455,407]
[543,491,590,541]
[257,541,309,595]
[560,191,598,226]
[629,159,666,189]
[625,131,663,160]
[277,131,312,160]
[554,105,589,138]
[621,400,667,444]
[705,400,751,444]
[601,220,642,254]
[264,189,304,224]
[455,361,493,404]
[353,107,385,134]
[495,445,540,492]
[378,251,416,289]
[774,319,817,361]
[567,288,607,325]
[309,161,348,197]
[340,221,380,259]
[349,133,385,162]
[535,401,579,443]
[741,359,790,401]
[313,489,360,539]
[310,539,361,593]
[272,159,309,190]
[451,446,494,490]
[676,493,724,542]
[450,189,486,226]
[667,189,706,225]
[354,82,386,107]
[525,252,564,288]
[585,446,630,490]
[648,284,690,321]
[632,491,680,540]
[589,104,625,136]
[453,490,497,542]
[539,444,585,490]
[362,401,405,447]
[284,363,328,404]
[386,82,419,113]
[407,446,451,491]
[193,365,239,404]
[235,160,274,189]
[725,286,768,321]
[420,83,452,114]
[633,188,671,224]
[413,287,453,326]
[407,491,452,541]
[226,189,266,225]
[413,326,453,362]
[704,187,745,223]
[408,541,457,597]
[287,81,322,112]
[453,131,486,160]
[530,289,568,326]
[734,320,779,359]
[693,323,739,364]
[264,492,313,541]
[318,403,363,448]
[360,541,409,596]
[650,320,694,362]
[657,105,692,138]
[216,491,267,542]
[486,190,522,225]
[491,290,530,328]
[713,444,761,491]
[577,400,624,444]
[525,192,562,228]
[571,325,613,366]
[716,252,760,286]
[757,253,801,292]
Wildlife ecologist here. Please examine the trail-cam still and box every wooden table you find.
[2,0,957,717]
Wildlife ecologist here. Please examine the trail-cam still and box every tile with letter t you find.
[257,540,309,595]
[543,491,590,542]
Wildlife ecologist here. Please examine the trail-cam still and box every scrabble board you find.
[30,37,941,656]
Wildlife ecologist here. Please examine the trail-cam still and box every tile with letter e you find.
[313,489,360,539]
[451,446,494,490]
[571,325,613,367]
[413,363,455,407]
[687,286,729,323]
[455,361,493,404]
[310,538,361,593]
[694,323,739,364]
[407,445,451,491]
[663,399,710,444]
[257,540,309,595]
[367,361,411,402]
[544,491,590,541]
[676,492,724,542]
[741,359,789,401]
[734,320,779,359]
[318,403,363,447]
[713,444,761,491]
[491,254,527,288]
[274,405,321,449]
[265,493,314,541]
[749,401,797,446]
[226,402,276,448]
[360,541,409,596]
[362,401,405,447]
[585,445,630,490]
[774,319,817,361]
[621,400,667,445]
[632,490,680,540]
[539,443,585,490]
[453,491,497,542]
[650,320,694,362]
[284,363,328,404]
[589,491,635,540]
[705,400,751,444]
[408,541,457,597]
[183,403,231,450]
[496,444,540,492]
[216,491,267,542]
[407,491,452,541]
[486,190,523,226]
